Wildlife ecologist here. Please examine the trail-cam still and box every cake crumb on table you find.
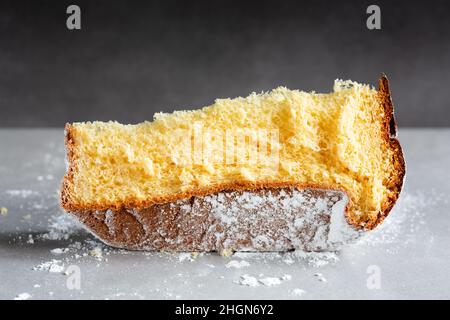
[0,207,8,216]
[89,247,103,260]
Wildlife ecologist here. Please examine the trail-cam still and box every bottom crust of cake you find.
[69,187,363,253]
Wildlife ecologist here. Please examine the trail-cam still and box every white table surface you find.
[0,128,449,300]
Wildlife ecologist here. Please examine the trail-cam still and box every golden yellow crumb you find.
[0,207,8,216]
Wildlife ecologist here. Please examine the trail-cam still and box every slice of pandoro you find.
[61,75,405,253]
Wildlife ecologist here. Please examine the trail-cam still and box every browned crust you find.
[60,75,406,232]
[68,188,357,252]
[365,74,406,229]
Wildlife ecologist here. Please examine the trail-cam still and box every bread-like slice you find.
[61,75,405,251]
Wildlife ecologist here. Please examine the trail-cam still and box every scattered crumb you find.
[23,214,32,220]
[51,248,69,255]
[33,284,41,288]
[191,252,200,259]
[0,207,8,216]
[14,293,32,300]
[178,252,200,262]
[27,234,34,244]
[89,247,103,260]
[281,274,292,281]
[225,260,250,269]
[219,248,234,257]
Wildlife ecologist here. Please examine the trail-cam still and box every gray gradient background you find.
[1,0,449,127]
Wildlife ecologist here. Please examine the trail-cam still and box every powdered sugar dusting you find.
[33,259,65,273]
[40,212,82,241]
[225,260,250,269]
[237,274,259,287]
[358,191,436,244]
[258,277,282,286]
[203,188,359,252]
[291,288,306,297]
[233,250,340,267]
[5,190,38,198]
[236,274,292,287]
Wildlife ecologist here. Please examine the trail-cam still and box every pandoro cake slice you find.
[61,75,405,253]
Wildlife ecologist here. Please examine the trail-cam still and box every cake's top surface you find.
[61,76,405,229]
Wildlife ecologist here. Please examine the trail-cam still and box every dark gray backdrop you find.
[1,0,449,127]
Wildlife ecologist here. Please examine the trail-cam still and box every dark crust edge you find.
[362,74,406,229]
[60,75,406,231]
